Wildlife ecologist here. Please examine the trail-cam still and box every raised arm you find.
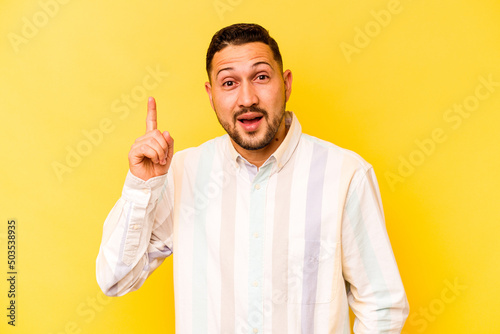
[96,97,175,296]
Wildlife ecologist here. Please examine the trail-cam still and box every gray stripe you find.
[220,169,237,334]
[148,246,172,263]
[301,143,328,333]
[271,154,295,333]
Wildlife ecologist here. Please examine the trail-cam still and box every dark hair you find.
[206,23,283,79]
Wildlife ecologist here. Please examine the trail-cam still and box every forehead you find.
[211,42,277,77]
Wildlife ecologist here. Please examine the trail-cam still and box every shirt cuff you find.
[121,170,168,207]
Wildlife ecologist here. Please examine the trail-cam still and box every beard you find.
[216,104,286,151]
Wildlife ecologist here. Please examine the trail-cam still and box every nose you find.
[237,81,259,108]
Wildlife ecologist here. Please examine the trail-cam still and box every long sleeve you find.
[341,167,409,333]
[96,170,174,297]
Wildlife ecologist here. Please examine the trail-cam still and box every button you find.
[254,184,261,190]
[278,163,283,169]
[131,224,140,230]
[252,281,259,287]
[142,188,150,194]
[253,232,259,238]
[253,329,258,333]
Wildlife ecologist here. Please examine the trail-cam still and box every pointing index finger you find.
[146,96,157,132]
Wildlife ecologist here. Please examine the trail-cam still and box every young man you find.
[96,23,409,333]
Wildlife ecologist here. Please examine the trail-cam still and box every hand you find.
[128,97,174,181]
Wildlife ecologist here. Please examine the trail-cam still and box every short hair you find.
[206,23,283,79]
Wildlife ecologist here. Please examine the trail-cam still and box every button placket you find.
[247,164,272,333]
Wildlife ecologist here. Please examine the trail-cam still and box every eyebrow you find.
[216,67,233,78]
[252,61,272,69]
[216,61,273,79]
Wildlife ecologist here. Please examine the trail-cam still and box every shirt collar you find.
[225,111,302,173]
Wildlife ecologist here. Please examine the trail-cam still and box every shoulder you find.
[299,133,372,173]
[298,133,377,199]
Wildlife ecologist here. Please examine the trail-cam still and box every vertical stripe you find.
[175,153,195,334]
[206,163,223,332]
[233,173,250,333]
[287,137,313,329]
[328,152,352,333]
[220,165,237,334]
[263,174,277,334]
[247,163,273,333]
[192,142,216,334]
[301,143,328,333]
[345,186,391,331]
[271,154,295,333]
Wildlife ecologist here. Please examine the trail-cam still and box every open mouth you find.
[238,116,263,125]
[236,112,264,132]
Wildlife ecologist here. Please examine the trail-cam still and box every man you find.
[96,23,409,333]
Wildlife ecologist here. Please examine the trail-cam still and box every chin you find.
[237,134,273,151]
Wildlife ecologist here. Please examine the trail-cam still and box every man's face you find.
[205,42,292,151]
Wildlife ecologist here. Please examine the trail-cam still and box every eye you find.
[256,75,269,81]
[222,81,234,87]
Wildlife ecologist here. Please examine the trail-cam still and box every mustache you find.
[233,106,268,122]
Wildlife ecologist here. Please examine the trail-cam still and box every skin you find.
[129,42,292,181]
[128,96,174,181]
[205,42,293,167]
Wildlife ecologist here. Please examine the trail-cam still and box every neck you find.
[231,118,288,168]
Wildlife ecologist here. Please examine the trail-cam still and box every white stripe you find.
[263,172,277,333]
[206,159,223,332]
[233,170,250,333]
[174,149,201,334]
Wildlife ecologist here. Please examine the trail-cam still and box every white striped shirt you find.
[96,111,409,333]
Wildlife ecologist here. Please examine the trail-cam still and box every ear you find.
[283,69,293,103]
[205,81,215,110]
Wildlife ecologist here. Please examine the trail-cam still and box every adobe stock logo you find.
[51,65,169,183]
[213,0,244,20]
[340,0,404,63]
[385,74,499,191]
[8,0,72,54]
[403,277,467,333]
[47,290,113,334]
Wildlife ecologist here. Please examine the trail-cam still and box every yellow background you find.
[1,0,499,333]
